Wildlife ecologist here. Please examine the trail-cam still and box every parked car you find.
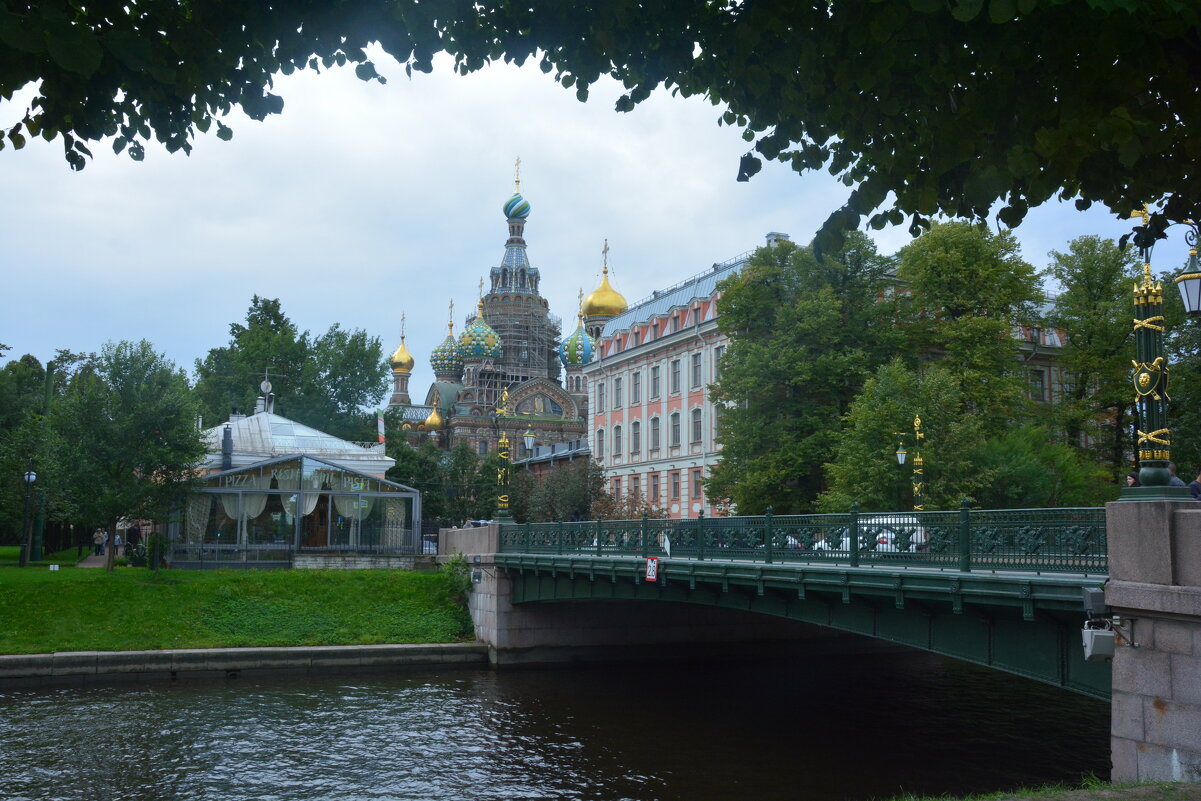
[811,516,928,553]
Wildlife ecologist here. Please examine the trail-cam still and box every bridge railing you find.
[497,504,1107,575]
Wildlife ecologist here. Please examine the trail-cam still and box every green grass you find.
[0,545,89,567]
[882,779,1196,801]
[0,567,473,654]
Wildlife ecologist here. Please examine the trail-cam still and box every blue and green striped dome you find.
[431,324,463,377]
[459,303,503,360]
[559,319,595,367]
[503,192,531,220]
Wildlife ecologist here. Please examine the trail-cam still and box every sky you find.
[1,48,1161,401]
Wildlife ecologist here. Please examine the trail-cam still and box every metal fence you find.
[498,505,1108,575]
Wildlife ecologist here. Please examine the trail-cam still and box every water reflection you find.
[0,651,1108,801]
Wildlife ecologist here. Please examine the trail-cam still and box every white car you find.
[812,516,927,553]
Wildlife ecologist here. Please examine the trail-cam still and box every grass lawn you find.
[0,566,472,654]
[0,545,87,567]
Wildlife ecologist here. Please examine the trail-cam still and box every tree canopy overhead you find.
[3,1,1199,249]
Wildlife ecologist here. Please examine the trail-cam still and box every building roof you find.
[599,252,751,337]
[201,411,393,476]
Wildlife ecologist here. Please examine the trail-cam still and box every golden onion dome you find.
[424,406,443,429]
[390,337,415,373]
[582,266,628,318]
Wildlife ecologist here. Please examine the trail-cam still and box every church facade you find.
[384,181,626,457]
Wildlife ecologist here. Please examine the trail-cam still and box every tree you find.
[1044,236,1141,478]
[708,234,897,513]
[51,341,206,570]
[3,3,1198,247]
[385,433,448,523]
[818,361,988,512]
[194,296,388,441]
[895,222,1041,432]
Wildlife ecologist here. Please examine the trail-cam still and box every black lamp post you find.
[1124,210,1198,497]
[18,459,36,567]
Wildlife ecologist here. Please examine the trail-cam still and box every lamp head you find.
[1175,247,1201,315]
[23,470,36,484]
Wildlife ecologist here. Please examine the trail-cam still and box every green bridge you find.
[495,505,1111,700]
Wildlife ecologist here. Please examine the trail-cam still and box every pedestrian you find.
[114,532,123,557]
[1169,462,1188,488]
[1126,472,1140,488]
[92,529,103,555]
[1189,470,1201,501]
[100,529,109,555]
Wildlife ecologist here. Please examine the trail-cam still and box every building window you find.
[479,441,489,455]
[691,353,702,388]
[613,477,622,498]
[1029,369,1046,403]
[650,417,661,450]
[651,366,661,398]
[691,408,703,443]
[714,345,725,380]
[596,429,605,459]
[692,469,703,499]
[633,330,641,346]
[596,382,606,413]
[670,359,681,394]
[614,377,623,408]
[631,371,641,404]
[613,425,623,456]
[670,471,681,500]
[631,421,641,454]
[631,474,640,498]
[650,473,660,501]
[670,412,681,447]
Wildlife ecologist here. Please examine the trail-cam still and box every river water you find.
[0,651,1108,801]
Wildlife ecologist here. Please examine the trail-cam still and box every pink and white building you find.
[581,235,788,518]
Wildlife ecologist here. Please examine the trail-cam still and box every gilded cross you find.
[602,239,609,271]
[515,156,521,191]
[400,312,406,340]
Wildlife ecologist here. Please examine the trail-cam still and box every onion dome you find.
[583,264,627,318]
[390,338,414,373]
[503,192,531,220]
[431,320,463,377]
[424,406,443,429]
[559,315,595,367]
[458,299,503,360]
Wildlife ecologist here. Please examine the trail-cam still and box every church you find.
[384,174,628,458]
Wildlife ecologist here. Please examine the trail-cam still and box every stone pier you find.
[1106,500,1201,782]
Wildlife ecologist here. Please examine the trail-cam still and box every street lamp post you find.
[18,459,36,568]
[894,416,925,510]
[1124,209,1198,497]
[492,388,512,520]
[523,427,535,472]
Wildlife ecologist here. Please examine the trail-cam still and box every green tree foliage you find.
[1164,275,1201,479]
[895,222,1041,430]
[819,361,986,512]
[385,434,448,523]
[1044,236,1141,477]
[969,425,1115,508]
[4,3,1197,246]
[507,460,607,523]
[194,296,387,441]
[51,341,206,570]
[708,234,897,513]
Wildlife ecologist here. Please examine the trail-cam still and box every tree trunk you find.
[105,518,118,572]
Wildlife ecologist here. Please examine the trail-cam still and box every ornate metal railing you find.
[498,505,1107,575]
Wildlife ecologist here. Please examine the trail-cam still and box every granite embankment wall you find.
[0,643,488,688]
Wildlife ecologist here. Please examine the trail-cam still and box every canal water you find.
[0,651,1108,801]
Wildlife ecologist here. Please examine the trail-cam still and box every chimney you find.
[229,406,245,424]
[221,425,233,471]
[254,395,266,414]
[765,231,791,247]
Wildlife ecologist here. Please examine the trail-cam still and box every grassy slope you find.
[0,567,472,654]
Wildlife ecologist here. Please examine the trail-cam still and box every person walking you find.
[1169,462,1188,488]
[92,529,103,555]
[1189,469,1201,501]
[114,532,123,557]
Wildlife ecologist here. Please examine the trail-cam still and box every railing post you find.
[764,506,774,564]
[524,521,531,553]
[556,520,563,555]
[697,508,705,561]
[595,519,603,557]
[849,503,860,567]
[641,515,648,556]
[959,498,972,572]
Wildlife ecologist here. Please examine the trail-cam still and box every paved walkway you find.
[76,553,107,568]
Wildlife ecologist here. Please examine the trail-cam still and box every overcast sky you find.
[1,48,1158,400]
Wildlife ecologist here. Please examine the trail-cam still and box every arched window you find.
[631,421,641,454]
[595,429,606,459]
[613,425,623,457]
[691,408,703,443]
[670,413,681,447]
[650,417,661,450]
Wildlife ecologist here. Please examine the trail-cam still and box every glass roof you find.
[199,455,417,495]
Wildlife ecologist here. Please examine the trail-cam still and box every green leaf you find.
[0,9,43,53]
[988,0,1017,22]
[737,153,762,182]
[950,0,985,21]
[44,20,104,77]
[215,121,233,142]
